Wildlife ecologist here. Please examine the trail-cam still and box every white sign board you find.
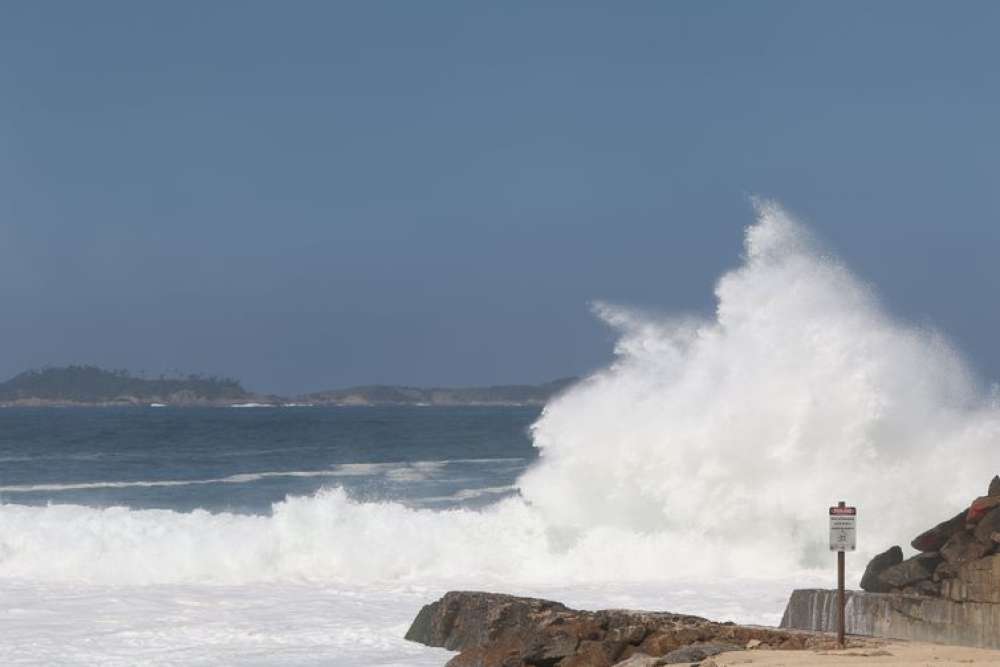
[829,506,857,551]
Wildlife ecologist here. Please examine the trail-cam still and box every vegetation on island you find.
[0,365,576,407]
[0,365,249,405]
[303,377,577,406]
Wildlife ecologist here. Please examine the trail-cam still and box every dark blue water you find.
[0,406,540,514]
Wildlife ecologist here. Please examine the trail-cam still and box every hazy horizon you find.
[4,2,1000,395]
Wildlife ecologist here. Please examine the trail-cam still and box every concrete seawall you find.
[781,589,1000,649]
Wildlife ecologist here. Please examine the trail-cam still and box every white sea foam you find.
[0,577,810,666]
[520,200,1000,577]
[0,458,528,494]
[0,470,342,493]
[3,202,1000,664]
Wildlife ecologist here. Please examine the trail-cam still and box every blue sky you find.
[2,2,999,394]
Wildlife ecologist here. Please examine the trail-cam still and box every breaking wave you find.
[0,458,529,493]
[3,201,999,586]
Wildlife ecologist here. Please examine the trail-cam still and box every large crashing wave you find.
[3,201,999,586]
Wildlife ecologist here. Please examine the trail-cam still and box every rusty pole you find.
[837,500,846,647]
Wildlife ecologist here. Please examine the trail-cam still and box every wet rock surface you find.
[406,591,842,667]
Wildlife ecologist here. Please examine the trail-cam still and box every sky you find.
[1,1,999,395]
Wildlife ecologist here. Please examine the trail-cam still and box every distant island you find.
[301,378,576,407]
[0,365,576,408]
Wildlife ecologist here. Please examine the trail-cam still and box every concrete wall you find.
[780,589,1000,649]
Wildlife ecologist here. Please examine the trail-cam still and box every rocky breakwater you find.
[782,475,1000,648]
[861,475,1000,600]
[406,591,852,667]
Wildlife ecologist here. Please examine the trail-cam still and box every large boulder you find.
[860,545,903,592]
[657,642,741,664]
[940,530,991,565]
[973,507,1000,545]
[967,496,1000,523]
[878,552,942,589]
[856,475,1000,600]
[911,511,966,552]
[405,591,572,652]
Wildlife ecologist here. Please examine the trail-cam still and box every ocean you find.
[0,406,537,515]
[0,405,812,666]
[0,406,542,665]
[4,203,999,665]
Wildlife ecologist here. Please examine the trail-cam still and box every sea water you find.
[0,406,541,665]
[4,201,1000,665]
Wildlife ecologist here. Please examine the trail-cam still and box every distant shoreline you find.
[0,400,552,409]
[0,366,576,409]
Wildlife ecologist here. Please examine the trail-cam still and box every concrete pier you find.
[781,589,1000,649]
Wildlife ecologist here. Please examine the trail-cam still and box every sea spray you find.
[2,200,999,587]
[522,199,1000,571]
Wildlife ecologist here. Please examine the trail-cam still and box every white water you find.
[0,458,526,494]
[3,201,999,664]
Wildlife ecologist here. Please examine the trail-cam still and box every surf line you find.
[0,457,530,494]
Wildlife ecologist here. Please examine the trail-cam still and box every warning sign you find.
[829,505,857,551]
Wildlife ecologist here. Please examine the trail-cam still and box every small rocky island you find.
[0,366,253,407]
[405,591,856,667]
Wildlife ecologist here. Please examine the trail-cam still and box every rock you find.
[967,496,1000,523]
[636,633,681,657]
[605,624,648,645]
[521,631,579,666]
[989,475,1000,497]
[878,552,943,589]
[658,642,741,664]
[941,530,991,564]
[745,639,762,649]
[901,579,940,597]
[446,647,520,667]
[860,545,903,592]
[637,627,711,657]
[941,553,1000,604]
[934,560,961,582]
[559,641,618,667]
[611,655,663,667]
[407,592,826,667]
[911,511,966,551]
[405,591,571,652]
[973,507,1000,545]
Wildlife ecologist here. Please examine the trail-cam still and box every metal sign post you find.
[829,501,857,647]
